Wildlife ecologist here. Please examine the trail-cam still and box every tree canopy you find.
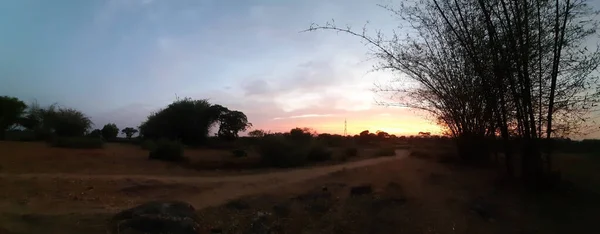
[21,103,93,138]
[0,96,27,139]
[101,123,119,140]
[138,98,251,145]
[121,127,138,139]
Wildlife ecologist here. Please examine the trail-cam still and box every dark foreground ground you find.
[0,142,598,234]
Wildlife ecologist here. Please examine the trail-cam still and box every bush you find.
[231,149,248,158]
[101,123,119,141]
[50,137,104,149]
[4,130,37,142]
[257,136,307,168]
[409,150,431,159]
[344,147,358,157]
[148,139,185,162]
[307,143,333,162]
[373,147,396,157]
[141,139,156,150]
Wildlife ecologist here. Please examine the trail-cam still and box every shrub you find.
[307,143,333,162]
[148,139,185,162]
[50,137,104,149]
[4,130,37,142]
[141,139,156,150]
[437,153,458,164]
[257,136,307,168]
[231,149,248,158]
[374,147,396,157]
[344,147,358,157]
[409,150,431,159]
[101,123,119,141]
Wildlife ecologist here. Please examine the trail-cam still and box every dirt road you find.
[0,150,408,211]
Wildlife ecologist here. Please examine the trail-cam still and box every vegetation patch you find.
[231,149,248,158]
[148,139,185,162]
[50,137,104,149]
[341,147,358,161]
[373,147,396,157]
[409,150,431,159]
[307,143,333,162]
[257,136,308,168]
[140,139,156,150]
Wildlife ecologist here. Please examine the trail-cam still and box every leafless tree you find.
[305,0,600,183]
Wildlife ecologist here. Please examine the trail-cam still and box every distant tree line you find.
[0,96,251,146]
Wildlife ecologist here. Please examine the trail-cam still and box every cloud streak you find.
[273,114,334,120]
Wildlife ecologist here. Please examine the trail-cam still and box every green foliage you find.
[101,123,119,140]
[88,129,102,138]
[212,105,252,140]
[409,150,431,159]
[358,130,374,145]
[307,143,333,162]
[317,133,346,147]
[121,127,138,139]
[289,127,314,143]
[248,129,266,138]
[231,149,248,158]
[344,147,358,157]
[4,130,37,142]
[339,147,359,161]
[257,136,308,168]
[139,98,213,145]
[374,147,396,157]
[0,96,27,139]
[19,102,52,138]
[257,131,335,167]
[148,139,185,162]
[51,108,93,137]
[50,137,104,149]
[22,103,92,139]
[139,98,251,145]
[141,139,156,150]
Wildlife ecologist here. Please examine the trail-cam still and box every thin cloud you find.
[273,114,334,120]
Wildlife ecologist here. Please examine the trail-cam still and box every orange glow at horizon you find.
[250,108,444,136]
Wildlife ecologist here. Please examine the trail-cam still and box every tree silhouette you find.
[0,96,27,139]
[101,123,119,140]
[307,0,600,183]
[248,129,266,138]
[139,98,251,145]
[88,129,102,138]
[121,127,138,139]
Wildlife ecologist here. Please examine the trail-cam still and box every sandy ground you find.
[0,150,408,214]
[1,143,597,234]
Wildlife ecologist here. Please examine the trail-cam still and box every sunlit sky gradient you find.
[1,0,598,137]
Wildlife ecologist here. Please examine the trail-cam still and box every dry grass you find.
[0,141,262,175]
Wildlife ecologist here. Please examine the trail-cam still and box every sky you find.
[1,0,598,138]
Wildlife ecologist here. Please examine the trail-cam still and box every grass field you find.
[0,141,598,234]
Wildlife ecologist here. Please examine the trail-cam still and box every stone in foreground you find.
[109,200,201,234]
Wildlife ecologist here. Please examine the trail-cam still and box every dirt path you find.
[0,150,409,210]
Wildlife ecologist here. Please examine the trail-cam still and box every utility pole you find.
[344,118,347,137]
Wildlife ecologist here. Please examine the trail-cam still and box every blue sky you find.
[1,0,598,137]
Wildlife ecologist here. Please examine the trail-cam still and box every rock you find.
[350,185,373,196]
[109,200,201,234]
